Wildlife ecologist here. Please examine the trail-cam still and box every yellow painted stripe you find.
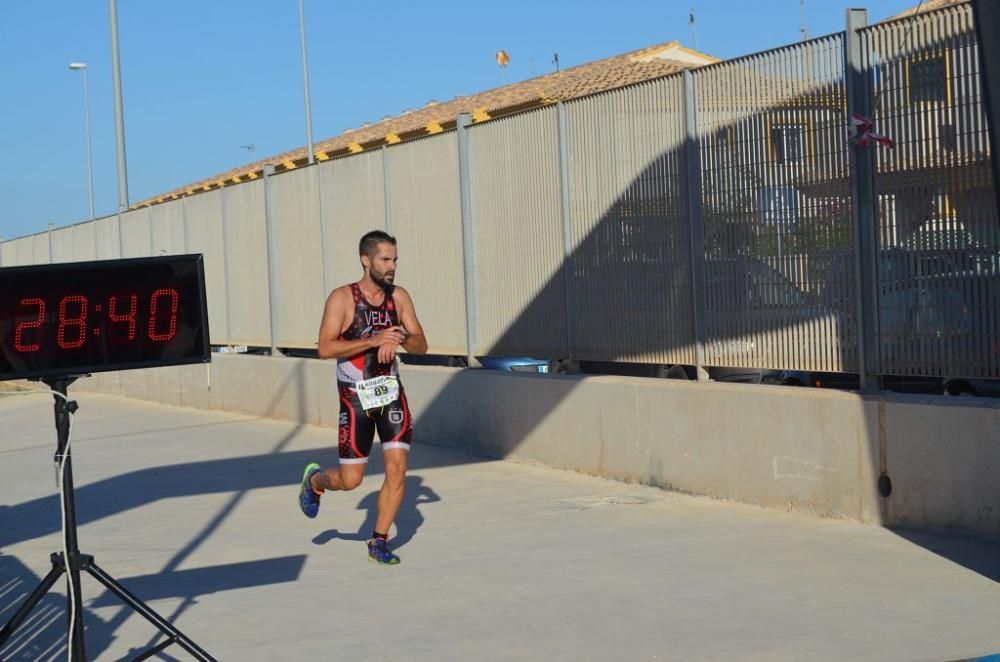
[349,143,364,153]
[282,160,297,170]
[426,122,443,134]
[316,151,330,161]
[231,175,241,184]
[202,184,212,191]
[247,171,259,180]
[471,108,491,122]
[385,133,402,144]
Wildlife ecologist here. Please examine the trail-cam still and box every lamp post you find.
[109,0,128,258]
[68,63,95,223]
[299,0,315,164]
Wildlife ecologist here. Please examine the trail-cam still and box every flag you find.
[849,112,893,148]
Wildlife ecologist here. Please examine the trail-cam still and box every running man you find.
[298,230,428,565]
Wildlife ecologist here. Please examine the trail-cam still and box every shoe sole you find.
[299,462,321,518]
[368,556,401,566]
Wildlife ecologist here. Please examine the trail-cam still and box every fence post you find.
[382,146,393,235]
[47,223,55,264]
[181,196,190,254]
[148,209,156,257]
[314,163,332,298]
[845,8,881,392]
[220,185,234,345]
[556,102,577,363]
[0,236,4,267]
[683,71,709,381]
[971,0,1000,217]
[456,113,480,368]
[263,164,282,356]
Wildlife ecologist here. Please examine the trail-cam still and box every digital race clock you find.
[0,255,211,381]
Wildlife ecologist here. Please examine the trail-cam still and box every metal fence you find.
[2,3,996,381]
[863,5,1000,378]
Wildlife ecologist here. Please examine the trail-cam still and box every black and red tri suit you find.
[335,283,413,464]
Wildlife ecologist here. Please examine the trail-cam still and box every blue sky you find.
[0,0,919,240]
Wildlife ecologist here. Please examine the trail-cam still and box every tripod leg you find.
[0,563,64,648]
[85,562,216,662]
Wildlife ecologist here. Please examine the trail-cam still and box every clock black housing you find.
[0,255,211,381]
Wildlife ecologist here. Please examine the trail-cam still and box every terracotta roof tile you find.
[889,0,968,21]
[138,41,717,207]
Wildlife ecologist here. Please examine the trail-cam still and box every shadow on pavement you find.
[311,474,442,549]
[890,527,1000,583]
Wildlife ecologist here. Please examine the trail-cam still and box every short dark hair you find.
[359,230,396,257]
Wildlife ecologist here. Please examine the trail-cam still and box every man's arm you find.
[394,286,428,355]
[317,287,404,360]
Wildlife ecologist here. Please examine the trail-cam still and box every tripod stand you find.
[0,377,216,661]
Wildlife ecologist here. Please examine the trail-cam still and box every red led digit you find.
[148,288,180,342]
[109,294,138,340]
[14,298,46,352]
[57,295,89,349]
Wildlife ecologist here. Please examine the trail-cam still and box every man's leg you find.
[312,463,365,492]
[374,449,408,536]
[298,389,373,518]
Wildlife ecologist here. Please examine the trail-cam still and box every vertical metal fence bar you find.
[457,113,479,367]
[972,0,1000,214]
[0,237,4,267]
[846,8,882,391]
[556,102,576,362]
[148,211,155,257]
[181,196,190,254]
[382,146,393,236]
[314,163,332,299]
[263,164,280,356]
[684,71,708,380]
[47,223,54,264]
[220,185,234,345]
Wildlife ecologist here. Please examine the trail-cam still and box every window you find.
[908,53,949,104]
[771,124,806,164]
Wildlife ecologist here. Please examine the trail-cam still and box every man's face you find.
[363,242,398,288]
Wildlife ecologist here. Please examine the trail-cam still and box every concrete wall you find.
[76,354,1000,538]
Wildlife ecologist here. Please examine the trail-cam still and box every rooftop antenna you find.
[552,52,560,72]
[689,8,697,50]
[799,0,809,41]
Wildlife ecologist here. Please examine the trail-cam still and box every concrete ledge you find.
[72,354,1000,538]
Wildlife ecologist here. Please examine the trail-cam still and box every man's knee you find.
[339,468,365,491]
[384,454,408,487]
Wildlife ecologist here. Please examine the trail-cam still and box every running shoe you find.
[298,463,321,518]
[367,538,400,565]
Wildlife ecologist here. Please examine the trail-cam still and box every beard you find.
[370,268,395,289]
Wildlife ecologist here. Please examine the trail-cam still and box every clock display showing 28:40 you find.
[13,288,182,352]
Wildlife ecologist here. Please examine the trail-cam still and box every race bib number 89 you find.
[355,376,400,411]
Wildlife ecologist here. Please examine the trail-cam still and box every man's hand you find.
[372,326,406,364]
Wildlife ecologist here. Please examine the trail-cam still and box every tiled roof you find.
[137,41,717,206]
[889,0,968,20]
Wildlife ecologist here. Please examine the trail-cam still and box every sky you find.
[0,0,921,240]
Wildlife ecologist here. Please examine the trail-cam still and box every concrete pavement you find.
[1,391,998,661]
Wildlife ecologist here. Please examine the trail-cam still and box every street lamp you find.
[108,0,128,256]
[68,63,96,223]
[299,0,315,164]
